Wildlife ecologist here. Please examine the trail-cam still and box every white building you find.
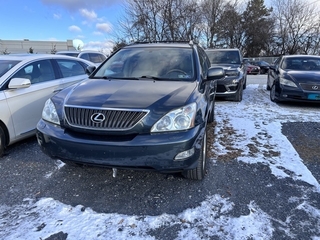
[0,39,76,54]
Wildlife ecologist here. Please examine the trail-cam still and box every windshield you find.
[0,60,20,77]
[281,57,320,71]
[94,47,195,81]
[206,50,240,64]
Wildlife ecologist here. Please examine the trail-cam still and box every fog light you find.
[282,94,288,98]
[174,147,195,161]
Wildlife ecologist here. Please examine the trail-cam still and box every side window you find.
[12,60,55,84]
[198,47,208,76]
[80,53,90,61]
[89,53,106,63]
[56,59,86,77]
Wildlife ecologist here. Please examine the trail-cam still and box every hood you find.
[286,70,320,83]
[64,79,197,109]
[210,63,240,70]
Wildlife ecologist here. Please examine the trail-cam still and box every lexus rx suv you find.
[37,41,225,180]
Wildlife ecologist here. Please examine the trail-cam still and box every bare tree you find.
[117,0,201,42]
[271,0,320,55]
[200,0,225,48]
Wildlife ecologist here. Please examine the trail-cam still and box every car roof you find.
[0,53,95,64]
[56,50,105,54]
[283,55,320,59]
[123,42,195,49]
[56,51,79,54]
[205,48,239,52]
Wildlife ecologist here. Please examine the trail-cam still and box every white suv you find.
[56,50,107,66]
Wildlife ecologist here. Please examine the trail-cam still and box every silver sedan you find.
[0,54,95,156]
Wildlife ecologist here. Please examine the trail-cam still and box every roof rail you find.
[131,40,196,45]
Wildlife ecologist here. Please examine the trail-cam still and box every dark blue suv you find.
[36,41,224,180]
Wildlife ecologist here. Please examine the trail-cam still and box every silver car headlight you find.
[151,103,196,133]
[42,99,60,125]
[280,77,297,88]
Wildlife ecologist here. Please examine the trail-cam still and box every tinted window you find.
[89,53,106,63]
[79,53,90,61]
[12,60,55,84]
[95,47,195,81]
[57,59,87,77]
[0,60,20,78]
[198,47,209,76]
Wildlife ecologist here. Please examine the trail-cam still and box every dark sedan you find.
[267,55,320,102]
[251,61,270,74]
[36,42,225,180]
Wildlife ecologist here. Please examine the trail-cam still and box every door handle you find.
[53,88,63,93]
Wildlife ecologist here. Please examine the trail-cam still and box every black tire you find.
[243,77,247,90]
[207,101,215,123]
[183,131,207,180]
[266,75,271,90]
[234,86,243,102]
[270,84,279,102]
[0,126,5,157]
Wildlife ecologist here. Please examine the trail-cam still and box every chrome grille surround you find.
[299,83,320,91]
[64,105,149,131]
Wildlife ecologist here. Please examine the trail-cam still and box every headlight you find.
[151,103,196,133]
[42,99,60,125]
[280,77,297,88]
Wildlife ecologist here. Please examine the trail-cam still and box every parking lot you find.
[1,74,320,240]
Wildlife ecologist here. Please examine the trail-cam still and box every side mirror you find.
[269,65,276,71]
[207,67,225,81]
[86,66,96,75]
[8,78,31,89]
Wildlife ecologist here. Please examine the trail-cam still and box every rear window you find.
[0,60,20,77]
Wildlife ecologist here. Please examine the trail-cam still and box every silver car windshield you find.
[94,47,195,81]
[0,60,20,77]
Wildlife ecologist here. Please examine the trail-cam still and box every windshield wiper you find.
[139,75,163,80]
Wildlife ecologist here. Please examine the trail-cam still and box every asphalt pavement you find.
[0,74,319,239]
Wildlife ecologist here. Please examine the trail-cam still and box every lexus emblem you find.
[312,85,319,90]
[91,113,105,123]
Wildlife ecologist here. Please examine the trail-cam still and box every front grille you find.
[300,83,320,91]
[64,106,148,130]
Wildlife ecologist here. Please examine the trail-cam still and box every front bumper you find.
[36,119,206,173]
[277,86,320,102]
[216,76,242,97]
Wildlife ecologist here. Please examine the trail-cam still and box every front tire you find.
[207,101,215,123]
[270,84,279,102]
[183,131,207,180]
[0,127,6,157]
[234,86,243,102]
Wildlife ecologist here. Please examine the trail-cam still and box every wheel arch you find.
[0,120,9,147]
